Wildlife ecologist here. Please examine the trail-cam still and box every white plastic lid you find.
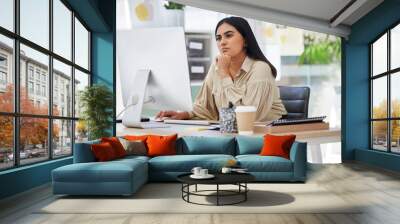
[234,106,256,113]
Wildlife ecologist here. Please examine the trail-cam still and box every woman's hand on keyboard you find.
[155,111,190,120]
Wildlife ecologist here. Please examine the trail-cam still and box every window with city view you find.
[0,0,91,170]
[371,22,400,153]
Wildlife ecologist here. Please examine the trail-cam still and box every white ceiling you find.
[225,0,353,23]
[173,0,384,38]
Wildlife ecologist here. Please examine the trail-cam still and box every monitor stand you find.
[121,69,169,129]
[122,69,150,127]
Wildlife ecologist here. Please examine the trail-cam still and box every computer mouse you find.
[154,117,167,122]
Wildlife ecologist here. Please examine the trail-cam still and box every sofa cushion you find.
[148,154,235,172]
[177,136,236,155]
[260,134,296,159]
[124,135,149,142]
[147,134,178,157]
[116,155,150,163]
[74,140,100,163]
[101,137,127,158]
[236,155,293,172]
[91,142,118,161]
[119,138,148,156]
[53,159,147,183]
[235,136,263,155]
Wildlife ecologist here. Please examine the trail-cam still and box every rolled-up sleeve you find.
[188,65,219,120]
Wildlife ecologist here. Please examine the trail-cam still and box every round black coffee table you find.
[177,173,255,206]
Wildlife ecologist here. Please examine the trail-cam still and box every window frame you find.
[370,20,400,154]
[0,0,92,171]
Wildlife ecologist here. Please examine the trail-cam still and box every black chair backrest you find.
[278,86,310,119]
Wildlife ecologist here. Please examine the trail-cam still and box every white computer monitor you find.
[117,27,193,127]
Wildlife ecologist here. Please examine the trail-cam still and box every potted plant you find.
[79,84,113,140]
[163,1,185,27]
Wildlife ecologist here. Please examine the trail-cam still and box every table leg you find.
[187,184,190,202]
[195,184,197,192]
[217,184,219,206]
[181,184,183,199]
[245,183,247,201]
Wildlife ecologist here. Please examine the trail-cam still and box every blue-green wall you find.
[0,158,72,199]
[92,33,114,87]
[343,0,400,171]
[0,0,116,200]
[92,32,115,135]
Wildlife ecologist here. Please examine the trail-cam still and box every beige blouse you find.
[188,56,287,122]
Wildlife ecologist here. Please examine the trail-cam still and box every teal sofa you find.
[52,136,307,196]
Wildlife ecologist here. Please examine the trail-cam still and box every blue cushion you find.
[52,158,148,195]
[73,140,100,163]
[53,159,147,183]
[236,155,293,172]
[236,136,263,155]
[176,136,236,155]
[149,154,235,172]
[117,155,150,162]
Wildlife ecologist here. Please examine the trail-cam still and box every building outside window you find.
[0,71,6,84]
[0,54,7,88]
[0,54,6,67]
[35,83,40,95]
[35,70,40,81]
[54,88,58,104]
[28,81,34,94]
[41,85,46,97]
[28,67,34,80]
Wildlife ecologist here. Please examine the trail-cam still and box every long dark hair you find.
[215,16,277,78]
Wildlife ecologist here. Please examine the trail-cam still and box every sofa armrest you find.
[73,140,100,163]
[289,141,307,181]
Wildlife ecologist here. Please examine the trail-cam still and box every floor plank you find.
[1,162,400,224]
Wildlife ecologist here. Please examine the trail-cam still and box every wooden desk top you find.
[116,123,341,145]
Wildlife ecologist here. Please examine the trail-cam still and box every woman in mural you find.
[156,16,286,122]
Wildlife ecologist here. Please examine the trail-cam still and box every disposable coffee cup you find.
[221,167,232,173]
[235,106,256,135]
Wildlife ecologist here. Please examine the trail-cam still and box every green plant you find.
[79,84,113,140]
[164,1,185,10]
[298,34,341,65]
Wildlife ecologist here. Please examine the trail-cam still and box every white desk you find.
[116,123,341,145]
[116,123,341,164]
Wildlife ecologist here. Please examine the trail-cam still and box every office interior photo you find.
[0,0,400,223]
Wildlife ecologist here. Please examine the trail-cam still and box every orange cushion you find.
[101,137,127,158]
[146,134,178,157]
[259,134,296,159]
[91,142,118,161]
[124,135,149,142]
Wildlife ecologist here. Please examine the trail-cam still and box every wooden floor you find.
[1,162,400,224]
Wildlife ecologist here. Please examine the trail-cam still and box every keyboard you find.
[163,119,211,126]
[123,122,170,129]
[271,116,326,126]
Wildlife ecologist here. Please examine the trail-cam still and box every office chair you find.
[278,86,310,119]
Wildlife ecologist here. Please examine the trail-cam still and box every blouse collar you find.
[241,56,254,73]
